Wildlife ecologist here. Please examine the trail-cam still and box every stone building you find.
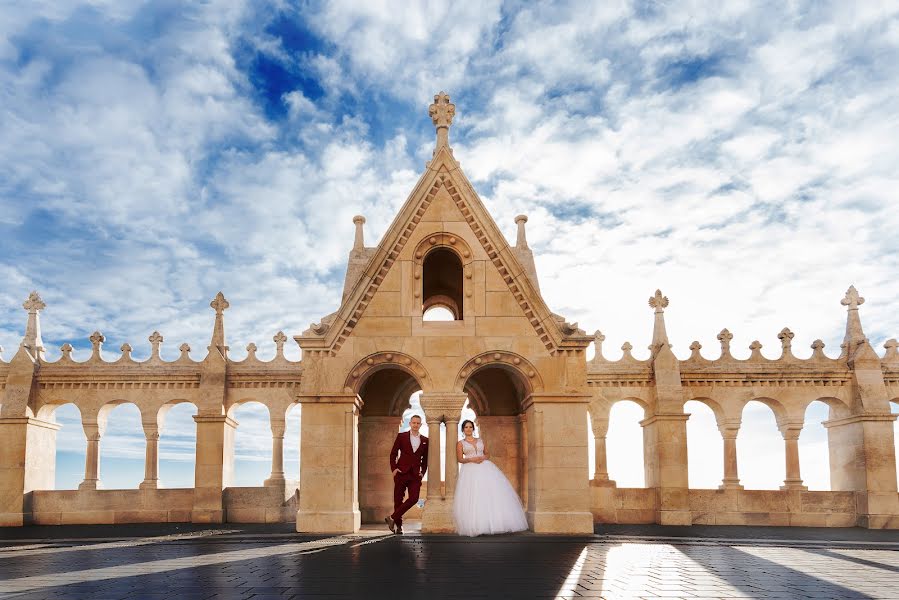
[1,93,897,532]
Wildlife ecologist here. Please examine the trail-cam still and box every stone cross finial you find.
[621,341,634,360]
[689,341,702,359]
[21,291,46,356]
[717,328,733,356]
[515,215,529,249]
[273,331,288,357]
[60,343,74,359]
[648,289,669,312]
[778,327,794,349]
[429,91,455,150]
[89,331,105,348]
[149,331,163,358]
[841,285,865,310]
[179,343,191,360]
[210,292,230,314]
[23,291,46,313]
[246,342,258,359]
[120,343,133,360]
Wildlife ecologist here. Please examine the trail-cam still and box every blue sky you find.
[1,1,898,490]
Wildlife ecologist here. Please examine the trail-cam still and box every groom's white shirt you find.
[410,432,421,452]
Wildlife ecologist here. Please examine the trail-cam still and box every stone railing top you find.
[38,330,300,369]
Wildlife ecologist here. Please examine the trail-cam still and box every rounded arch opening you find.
[423,247,463,320]
[684,400,723,489]
[799,400,831,490]
[99,402,145,489]
[607,400,647,488]
[738,400,785,490]
[158,401,198,488]
[230,401,272,487]
[46,403,85,490]
[462,364,529,416]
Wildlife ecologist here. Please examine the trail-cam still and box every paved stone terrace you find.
[1,523,897,599]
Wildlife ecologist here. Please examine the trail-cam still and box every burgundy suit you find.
[389,431,429,526]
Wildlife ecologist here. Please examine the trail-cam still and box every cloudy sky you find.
[1,1,898,491]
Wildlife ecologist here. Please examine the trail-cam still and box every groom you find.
[385,414,428,534]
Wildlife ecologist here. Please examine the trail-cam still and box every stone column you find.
[192,414,237,523]
[524,393,594,534]
[79,422,103,491]
[718,420,743,490]
[418,392,466,533]
[264,418,286,487]
[590,417,615,487]
[779,422,807,491]
[295,394,361,533]
[444,416,459,499]
[139,425,160,490]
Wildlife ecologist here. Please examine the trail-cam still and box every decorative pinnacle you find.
[89,331,105,346]
[778,327,794,347]
[23,291,46,312]
[648,289,669,312]
[841,285,864,310]
[149,331,163,345]
[210,292,229,315]
[515,215,529,249]
[429,91,455,150]
[352,215,366,252]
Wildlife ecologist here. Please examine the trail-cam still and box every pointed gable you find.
[297,93,591,357]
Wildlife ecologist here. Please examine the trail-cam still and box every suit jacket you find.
[389,431,429,478]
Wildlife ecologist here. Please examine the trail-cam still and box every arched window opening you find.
[231,401,272,487]
[587,411,595,480]
[684,400,723,489]
[158,402,197,488]
[737,401,785,489]
[799,401,831,491]
[422,305,455,321]
[53,404,85,490]
[99,403,145,489]
[606,401,645,488]
[422,247,463,320]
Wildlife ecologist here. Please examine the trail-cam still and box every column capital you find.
[639,412,689,427]
[193,415,239,429]
[419,392,467,419]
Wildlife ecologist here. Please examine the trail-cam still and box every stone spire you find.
[515,215,530,249]
[648,289,670,351]
[841,285,867,351]
[20,291,46,360]
[429,91,455,152]
[208,292,230,357]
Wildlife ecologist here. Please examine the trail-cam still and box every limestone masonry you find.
[1,93,897,532]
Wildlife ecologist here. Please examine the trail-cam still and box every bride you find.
[452,419,528,536]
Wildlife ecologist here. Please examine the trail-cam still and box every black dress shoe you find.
[384,516,395,533]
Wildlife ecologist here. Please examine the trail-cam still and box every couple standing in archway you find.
[384,414,528,536]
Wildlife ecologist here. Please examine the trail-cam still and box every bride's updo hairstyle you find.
[460,419,475,433]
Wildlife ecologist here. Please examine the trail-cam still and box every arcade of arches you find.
[1,92,898,533]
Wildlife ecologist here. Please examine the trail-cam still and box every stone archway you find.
[356,366,423,523]
[460,363,530,506]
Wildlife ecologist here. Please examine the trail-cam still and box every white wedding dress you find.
[452,438,529,537]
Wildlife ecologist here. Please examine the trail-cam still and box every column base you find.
[780,481,808,491]
[719,480,744,490]
[139,480,158,490]
[78,480,101,491]
[590,477,617,488]
[264,475,286,488]
[296,509,360,534]
[421,498,456,533]
[527,510,593,534]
